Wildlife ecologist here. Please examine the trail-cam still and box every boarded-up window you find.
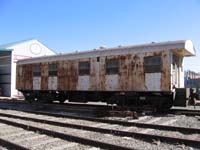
[33,64,41,76]
[106,59,119,75]
[79,61,90,75]
[144,56,162,73]
[48,64,57,76]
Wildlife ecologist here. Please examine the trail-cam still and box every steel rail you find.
[0,112,199,134]
[0,104,199,134]
[0,137,29,150]
[8,109,200,133]
[0,117,135,150]
[170,109,200,116]
[0,112,199,148]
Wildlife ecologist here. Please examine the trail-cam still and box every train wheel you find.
[59,98,66,103]
[24,93,35,103]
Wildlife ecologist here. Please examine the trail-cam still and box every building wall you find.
[9,40,55,97]
[0,51,12,96]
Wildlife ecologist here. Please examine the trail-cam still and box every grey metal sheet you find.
[0,65,11,74]
[0,84,11,96]
[0,75,11,83]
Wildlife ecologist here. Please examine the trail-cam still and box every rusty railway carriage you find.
[16,40,196,109]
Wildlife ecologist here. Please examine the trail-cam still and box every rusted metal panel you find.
[161,51,171,91]
[68,60,78,90]
[119,54,132,91]
[16,48,173,92]
[22,64,33,90]
[99,57,106,90]
[130,54,145,91]
[41,62,48,90]
[52,60,79,91]
[90,58,99,90]
[58,61,68,90]
[16,65,23,90]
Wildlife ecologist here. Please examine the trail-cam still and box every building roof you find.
[0,48,13,51]
[0,39,35,49]
[17,40,196,65]
[0,38,56,54]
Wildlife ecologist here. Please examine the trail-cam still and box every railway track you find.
[0,109,199,149]
[170,108,200,116]
[0,99,111,117]
[0,111,132,150]
[0,122,88,150]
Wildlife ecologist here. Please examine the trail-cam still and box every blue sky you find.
[0,0,200,71]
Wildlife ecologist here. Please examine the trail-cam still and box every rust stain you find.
[41,62,48,90]
[68,60,78,90]
[160,51,171,91]
[16,49,173,92]
[57,60,78,91]
[130,54,145,91]
[58,61,65,90]
[90,58,98,90]
[99,57,106,90]
[21,64,33,90]
[119,55,129,90]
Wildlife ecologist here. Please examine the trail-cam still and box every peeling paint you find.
[17,49,181,92]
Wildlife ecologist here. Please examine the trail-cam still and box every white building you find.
[0,39,56,97]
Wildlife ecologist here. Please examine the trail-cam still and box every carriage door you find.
[144,56,162,91]
[172,54,180,88]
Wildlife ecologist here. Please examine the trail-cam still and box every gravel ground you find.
[0,115,199,150]
[172,115,200,128]
[0,109,199,149]
[0,121,92,150]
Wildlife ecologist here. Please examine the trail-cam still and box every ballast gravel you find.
[0,109,199,150]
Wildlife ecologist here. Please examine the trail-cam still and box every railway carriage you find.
[16,40,196,109]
